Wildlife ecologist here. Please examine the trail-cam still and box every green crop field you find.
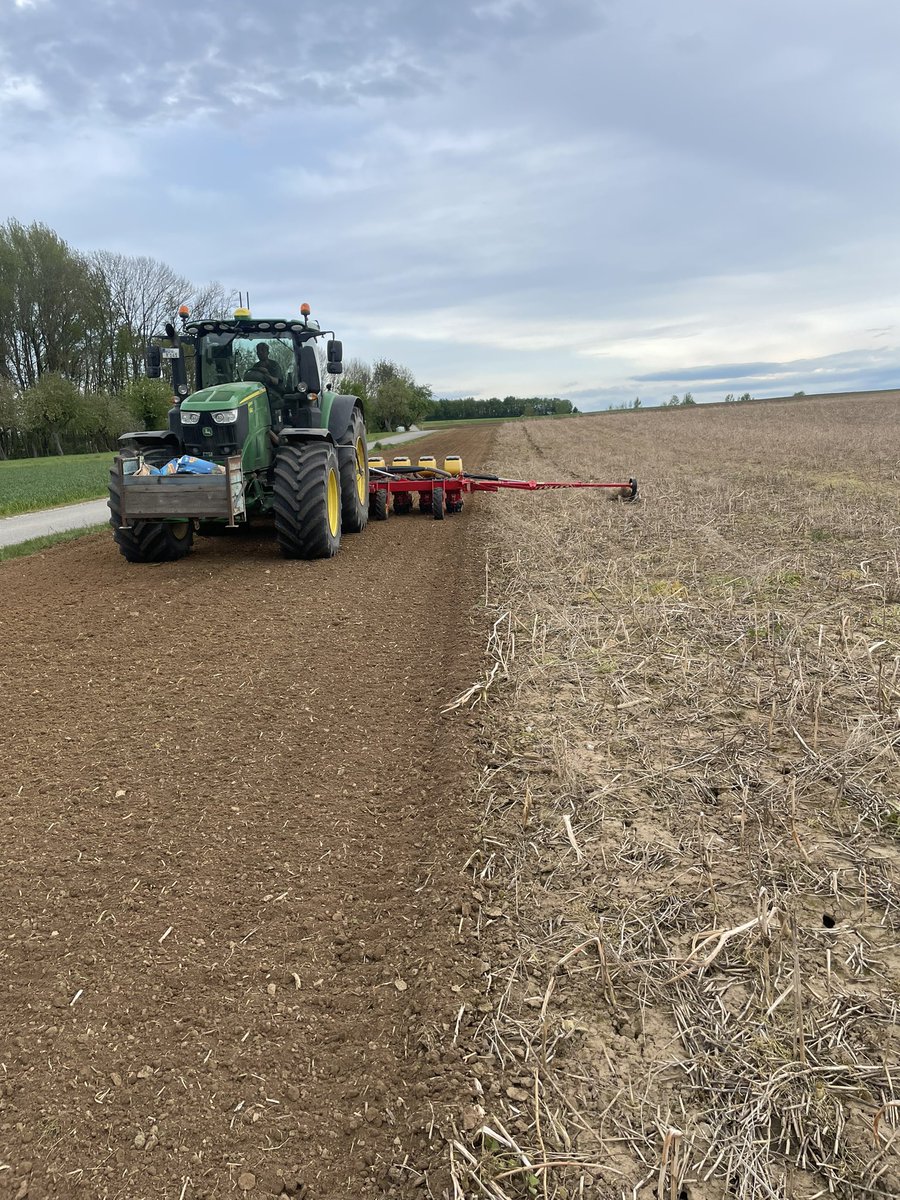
[0,453,111,517]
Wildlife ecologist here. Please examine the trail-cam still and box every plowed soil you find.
[0,426,495,1200]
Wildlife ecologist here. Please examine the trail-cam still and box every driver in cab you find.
[245,343,284,394]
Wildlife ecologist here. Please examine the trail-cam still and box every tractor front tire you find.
[273,442,342,559]
[108,460,194,563]
[338,407,368,534]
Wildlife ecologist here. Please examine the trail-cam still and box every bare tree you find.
[188,280,239,320]
[92,251,192,387]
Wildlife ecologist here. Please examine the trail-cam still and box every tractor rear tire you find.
[338,407,368,534]
[369,489,389,521]
[108,460,194,563]
[273,442,342,559]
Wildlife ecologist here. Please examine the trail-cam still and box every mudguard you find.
[326,393,364,442]
[118,429,181,452]
[279,427,336,446]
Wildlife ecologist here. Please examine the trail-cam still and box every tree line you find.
[0,219,233,458]
[429,395,576,421]
[610,391,758,411]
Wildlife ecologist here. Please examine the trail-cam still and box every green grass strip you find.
[0,523,107,563]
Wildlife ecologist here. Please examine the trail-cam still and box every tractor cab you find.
[181,310,339,425]
[146,307,346,472]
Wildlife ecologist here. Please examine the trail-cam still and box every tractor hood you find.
[181,382,264,411]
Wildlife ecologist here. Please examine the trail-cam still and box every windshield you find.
[197,332,296,391]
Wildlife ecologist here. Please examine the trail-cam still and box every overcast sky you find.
[1,0,898,408]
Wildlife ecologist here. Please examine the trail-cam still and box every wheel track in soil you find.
[0,425,496,1200]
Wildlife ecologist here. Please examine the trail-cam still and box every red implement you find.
[367,468,638,519]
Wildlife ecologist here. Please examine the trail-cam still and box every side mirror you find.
[146,344,162,378]
[327,339,343,373]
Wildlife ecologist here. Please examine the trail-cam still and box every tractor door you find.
[280,344,323,428]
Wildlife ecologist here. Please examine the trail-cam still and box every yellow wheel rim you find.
[171,522,189,540]
[354,436,366,503]
[327,467,340,537]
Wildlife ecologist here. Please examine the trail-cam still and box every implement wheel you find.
[369,489,389,521]
[108,458,194,563]
[273,442,342,559]
[432,485,444,520]
[338,407,368,534]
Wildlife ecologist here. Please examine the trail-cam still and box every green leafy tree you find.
[430,395,572,420]
[371,376,432,430]
[21,373,89,455]
[83,391,132,450]
[122,376,173,430]
[681,392,696,406]
[355,358,433,430]
[724,393,736,403]
[739,392,752,402]
[341,357,372,407]
[0,378,22,458]
[0,220,104,391]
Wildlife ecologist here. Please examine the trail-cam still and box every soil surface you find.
[0,426,494,1199]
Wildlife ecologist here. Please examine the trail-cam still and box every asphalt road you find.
[0,498,110,549]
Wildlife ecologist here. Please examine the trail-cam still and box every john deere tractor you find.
[108,304,368,562]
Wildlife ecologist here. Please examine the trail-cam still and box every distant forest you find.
[429,396,576,420]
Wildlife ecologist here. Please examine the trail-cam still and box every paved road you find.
[0,498,110,549]
[0,430,430,549]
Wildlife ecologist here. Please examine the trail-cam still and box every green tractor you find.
[108,304,368,562]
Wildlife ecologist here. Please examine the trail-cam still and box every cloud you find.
[0,0,606,123]
[0,0,898,411]
[0,73,46,109]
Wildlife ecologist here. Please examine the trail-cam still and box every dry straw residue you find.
[449,397,900,1199]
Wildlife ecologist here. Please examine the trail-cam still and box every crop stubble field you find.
[453,395,900,1199]
[0,399,898,1199]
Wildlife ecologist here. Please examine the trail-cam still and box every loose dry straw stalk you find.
[665,909,779,984]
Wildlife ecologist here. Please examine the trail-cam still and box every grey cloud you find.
[0,0,606,125]
[620,347,900,410]
[634,347,900,387]
[634,359,837,385]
